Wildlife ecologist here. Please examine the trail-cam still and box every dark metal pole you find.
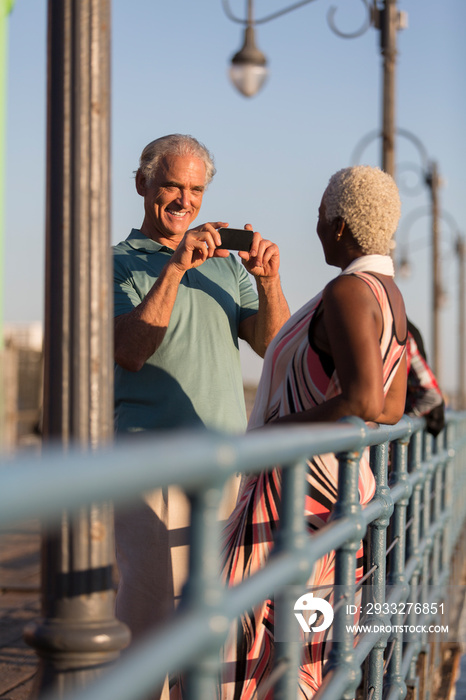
[24,0,130,694]
[426,162,442,381]
[379,0,398,179]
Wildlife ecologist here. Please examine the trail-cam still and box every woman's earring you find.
[336,220,345,241]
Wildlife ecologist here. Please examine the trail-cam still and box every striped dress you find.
[219,272,406,699]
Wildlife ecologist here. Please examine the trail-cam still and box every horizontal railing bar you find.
[40,540,360,700]
[362,416,420,446]
[41,516,365,700]
[389,481,411,505]
[361,496,389,525]
[0,418,411,528]
[40,511,368,700]
[215,517,363,613]
[4,410,465,700]
[0,422,379,527]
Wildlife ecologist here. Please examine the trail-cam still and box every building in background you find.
[3,322,43,450]
[1,322,259,449]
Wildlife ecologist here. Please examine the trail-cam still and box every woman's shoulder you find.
[323,272,377,301]
[342,272,407,342]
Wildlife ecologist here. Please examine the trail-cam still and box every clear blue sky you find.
[4,0,466,393]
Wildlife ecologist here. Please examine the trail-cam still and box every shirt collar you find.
[126,228,174,255]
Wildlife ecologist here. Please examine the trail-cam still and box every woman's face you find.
[316,197,335,263]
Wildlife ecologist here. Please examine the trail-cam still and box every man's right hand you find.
[115,221,230,372]
[170,221,230,272]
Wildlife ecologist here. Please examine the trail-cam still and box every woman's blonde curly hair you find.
[323,165,401,255]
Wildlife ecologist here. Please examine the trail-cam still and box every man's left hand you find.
[238,226,280,278]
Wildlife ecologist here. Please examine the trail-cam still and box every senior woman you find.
[219,166,407,699]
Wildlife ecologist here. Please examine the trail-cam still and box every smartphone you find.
[217,228,253,252]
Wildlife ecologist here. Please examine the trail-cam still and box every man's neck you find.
[139,223,181,250]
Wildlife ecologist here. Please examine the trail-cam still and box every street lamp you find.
[222,0,407,178]
[398,205,465,403]
[353,128,446,375]
[229,2,268,97]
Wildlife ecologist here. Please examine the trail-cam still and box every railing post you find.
[182,478,227,700]
[420,432,434,606]
[405,427,424,693]
[431,439,444,591]
[411,429,435,692]
[440,421,460,640]
[440,424,454,575]
[24,1,130,694]
[325,417,367,699]
[364,440,393,700]
[384,432,411,698]
[273,459,308,700]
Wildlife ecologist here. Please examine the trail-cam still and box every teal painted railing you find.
[1,412,466,699]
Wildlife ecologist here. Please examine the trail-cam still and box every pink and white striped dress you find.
[219,270,406,699]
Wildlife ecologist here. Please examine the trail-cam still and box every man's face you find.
[139,154,206,245]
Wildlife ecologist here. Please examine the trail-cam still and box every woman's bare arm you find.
[273,275,405,425]
[374,355,407,424]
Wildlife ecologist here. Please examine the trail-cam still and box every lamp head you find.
[229,25,268,97]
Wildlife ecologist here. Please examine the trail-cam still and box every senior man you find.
[113,134,289,651]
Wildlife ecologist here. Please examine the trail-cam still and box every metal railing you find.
[1,412,466,700]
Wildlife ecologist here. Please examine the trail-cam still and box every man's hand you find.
[236,225,289,357]
[238,225,280,278]
[170,221,230,272]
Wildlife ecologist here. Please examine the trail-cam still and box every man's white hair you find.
[138,134,216,185]
[323,165,401,255]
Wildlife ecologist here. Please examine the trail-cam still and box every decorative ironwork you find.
[351,127,430,196]
[222,0,372,35]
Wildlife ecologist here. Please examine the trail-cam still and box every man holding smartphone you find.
[113,134,289,670]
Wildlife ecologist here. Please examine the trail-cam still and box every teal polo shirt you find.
[113,229,259,434]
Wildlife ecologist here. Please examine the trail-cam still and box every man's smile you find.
[166,209,189,218]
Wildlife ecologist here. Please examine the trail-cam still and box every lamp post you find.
[378,0,398,176]
[398,204,464,399]
[353,128,448,380]
[398,160,443,380]
[395,157,442,379]
[426,161,442,378]
[222,0,407,178]
[24,1,130,694]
